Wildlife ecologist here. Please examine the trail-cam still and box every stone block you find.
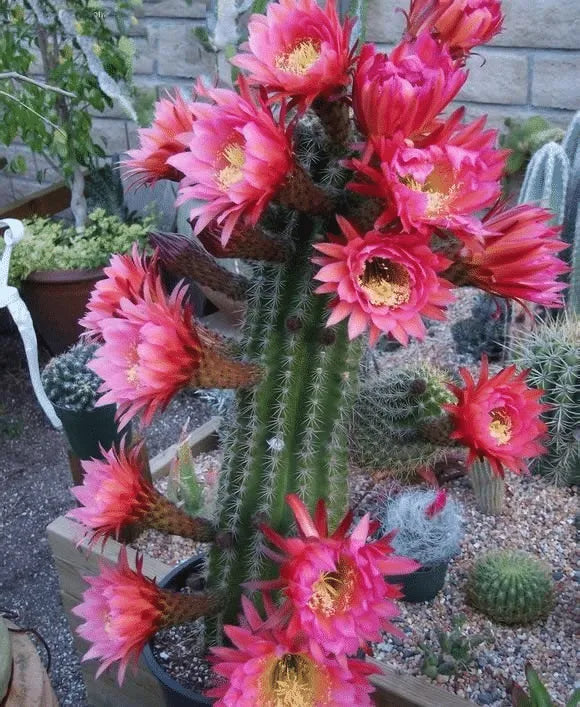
[92,118,129,155]
[490,0,580,50]
[155,24,215,78]
[532,54,580,110]
[366,0,406,45]
[133,36,156,75]
[450,102,575,132]
[9,177,45,202]
[459,49,528,105]
[141,0,206,18]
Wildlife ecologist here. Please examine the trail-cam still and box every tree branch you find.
[0,72,75,98]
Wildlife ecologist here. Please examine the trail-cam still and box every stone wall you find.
[1,0,578,208]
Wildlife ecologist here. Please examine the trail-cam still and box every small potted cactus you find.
[41,342,128,460]
[380,489,464,602]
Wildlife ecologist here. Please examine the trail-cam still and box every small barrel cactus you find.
[349,363,455,478]
[41,343,102,412]
[467,550,554,625]
[469,459,505,516]
[451,293,507,362]
[509,313,580,486]
[379,489,463,567]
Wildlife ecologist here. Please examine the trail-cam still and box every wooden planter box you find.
[47,417,472,707]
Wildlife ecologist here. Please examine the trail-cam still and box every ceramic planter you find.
[54,403,129,462]
[389,562,448,603]
[143,556,213,707]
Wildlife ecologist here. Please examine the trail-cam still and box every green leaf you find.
[525,666,554,707]
[565,690,580,707]
[251,0,270,14]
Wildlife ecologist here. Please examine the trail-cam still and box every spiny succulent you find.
[42,343,102,412]
[467,550,554,625]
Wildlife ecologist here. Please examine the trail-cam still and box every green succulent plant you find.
[42,342,102,412]
[511,664,580,707]
[467,550,554,625]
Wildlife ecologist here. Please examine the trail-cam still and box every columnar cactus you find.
[41,343,101,411]
[469,459,505,515]
[509,313,580,486]
[467,550,554,625]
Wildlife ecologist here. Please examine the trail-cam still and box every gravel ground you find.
[0,330,212,706]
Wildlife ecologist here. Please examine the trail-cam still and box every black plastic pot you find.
[143,556,213,707]
[389,562,448,603]
[54,403,129,461]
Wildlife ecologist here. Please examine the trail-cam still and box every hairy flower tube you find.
[208,596,379,706]
[313,217,455,345]
[124,91,195,186]
[253,495,419,655]
[352,33,466,141]
[73,547,223,685]
[68,439,216,544]
[80,245,155,340]
[168,78,295,245]
[231,0,354,110]
[445,356,549,477]
[446,204,569,307]
[349,112,508,244]
[407,0,504,58]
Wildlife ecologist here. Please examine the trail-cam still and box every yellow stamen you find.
[126,346,140,385]
[264,653,325,707]
[401,168,461,217]
[358,257,411,308]
[489,408,512,445]
[308,560,355,617]
[217,142,245,190]
[275,39,321,76]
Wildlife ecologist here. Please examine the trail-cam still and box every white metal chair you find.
[0,218,62,429]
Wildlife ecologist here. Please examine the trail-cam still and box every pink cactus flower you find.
[454,203,569,307]
[407,0,504,58]
[444,356,549,477]
[253,495,419,656]
[124,91,195,186]
[80,245,155,340]
[352,34,467,140]
[208,595,379,706]
[89,276,202,428]
[349,111,509,246]
[313,217,455,346]
[425,489,447,518]
[168,78,294,245]
[231,0,355,110]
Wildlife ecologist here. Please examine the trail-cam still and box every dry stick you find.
[0,72,75,97]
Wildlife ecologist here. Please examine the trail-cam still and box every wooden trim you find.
[0,180,71,220]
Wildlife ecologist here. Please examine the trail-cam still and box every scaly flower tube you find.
[68,439,217,544]
[407,0,504,58]
[444,356,548,477]
[231,0,354,110]
[168,78,296,246]
[445,204,569,307]
[208,595,379,706]
[73,547,223,685]
[124,91,195,186]
[349,112,508,245]
[313,217,455,345]
[253,495,419,656]
[352,34,466,141]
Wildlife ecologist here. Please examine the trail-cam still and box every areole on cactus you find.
[70,0,567,701]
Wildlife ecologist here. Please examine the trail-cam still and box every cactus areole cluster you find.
[70,0,568,702]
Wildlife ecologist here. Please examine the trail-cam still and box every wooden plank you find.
[150,415,221,481]
[369,660,474,707]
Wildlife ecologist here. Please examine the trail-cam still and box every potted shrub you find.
[4,210,151,353]
[380,489,464,602]
[41,341,129,461]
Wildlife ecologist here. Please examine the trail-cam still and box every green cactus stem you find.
[206,215,362,636]
[469,459,505,516]
[518,141,569,224]
[42,343,101,412]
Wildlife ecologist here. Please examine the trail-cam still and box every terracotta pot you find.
[19,268,104,355]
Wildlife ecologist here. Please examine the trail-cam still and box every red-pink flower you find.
[168,78,294,245]
[253,495,419,655]
[425,489,447,518]
[444,356,549,477]
[452,204,569,307]
[313,217,455,346]
[208,595,379,706]
[352,34,466,140]
[80,245,155,340]
[89,276,202,427]
[231,0,354,110]
[124,91,195,186]
[408,0,504,57]
[349,112,508,245]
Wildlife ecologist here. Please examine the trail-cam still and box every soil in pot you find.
[144,556,216,706]
[388,562,448,603]
[20,268,104,355]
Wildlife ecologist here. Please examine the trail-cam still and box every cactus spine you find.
[42,343,101,411]
[207,217,362,634]
[469,459,505,515]
[509,313,580,486]
[467,550,554,625]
